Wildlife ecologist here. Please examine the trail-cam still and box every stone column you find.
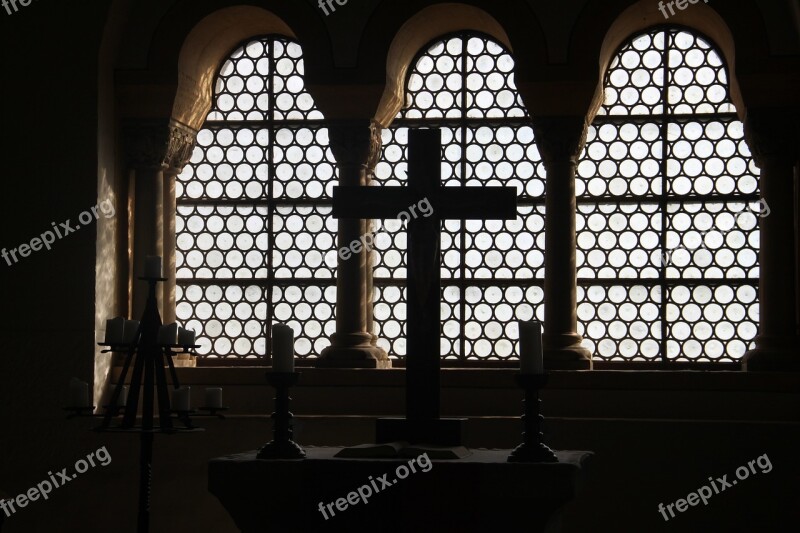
[796,157,800,346]
[532,116,592,369]
[123,119,196,322]
[317,120,390,368]
[123,120,169,319]
[363,121,383,350]
[161,121,198,324]
[742,110,800,371]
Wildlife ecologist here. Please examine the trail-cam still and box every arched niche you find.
[171,6,296,130]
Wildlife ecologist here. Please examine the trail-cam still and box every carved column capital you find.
[122,119,198,173]
[327,119,374,186]
[122,119,171,171]
[364,120,384,185]
[744,109,800,168]
[163,120,198,175]
[530,116,589,166]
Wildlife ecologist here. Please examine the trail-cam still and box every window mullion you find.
[458,34,469,363]
[659,29,671,364]
[266,40,276,361]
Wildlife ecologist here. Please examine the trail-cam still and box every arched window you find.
[373,33,544,364]
[175,36,338,359]
[576,28,760,363]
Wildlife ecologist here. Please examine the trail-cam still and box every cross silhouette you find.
[332,128,517,444]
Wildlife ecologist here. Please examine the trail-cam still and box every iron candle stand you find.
[257,371,305,459]
[66,275,226,532]
[508,373,558,463]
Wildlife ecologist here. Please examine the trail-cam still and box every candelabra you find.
[66,274,227,533]
[257,372,305,459]
[508,374,558,463]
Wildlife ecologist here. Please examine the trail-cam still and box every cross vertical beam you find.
[332,128,517,445]
[405,129,443,425]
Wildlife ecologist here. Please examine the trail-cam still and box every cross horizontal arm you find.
[332,186,418,219]
[332,186,518,220]
[435,187,517,220]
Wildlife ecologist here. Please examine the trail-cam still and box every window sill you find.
[111,365,798,392]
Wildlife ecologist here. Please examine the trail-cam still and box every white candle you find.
[104,317,125,344]
[69,378,90,408]
[123,320,140,344]
[272,324,295,372]
[144,255,162,278]
[118,385,128,407]
[178,327,196,346]
[158,323,179,345]
[171,386,191,411]
[519,321,544,374]
[204,387,223,408]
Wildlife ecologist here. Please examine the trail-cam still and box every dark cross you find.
[332,128,517,445]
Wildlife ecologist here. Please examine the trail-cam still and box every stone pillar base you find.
[316,333,392,368]
[743,338,800,371]
[544,333,592,370]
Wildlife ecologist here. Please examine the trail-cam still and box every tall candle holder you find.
[66,274,227,533]
[508,374,558,463]
[257,372,305,459]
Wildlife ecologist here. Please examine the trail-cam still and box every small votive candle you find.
[177,327,196,347]
[271,324,295,373]
[144,256,162,278]
[158,323,179,345]
[104,317,125,344]
[69,378,90,408]
[519,321,544,375]
[118,385,129,407]
[123,320,140,344]
[171,386,191,411]
[204,387,223,408]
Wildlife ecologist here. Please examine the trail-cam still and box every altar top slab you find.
[209,447,593,532]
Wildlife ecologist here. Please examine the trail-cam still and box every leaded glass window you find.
[373,33,544,363]
[175,36,337,359]
[576,28,760,362]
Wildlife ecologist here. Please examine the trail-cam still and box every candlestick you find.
[158,323,179,345]
[519,320,544,374]
[257,372,305,459]
[204,387,223,409]
[123,320,140,344]
[178,327,196,346]
[271,324,295,372]
[171,386,191,411]
[69,378,90,408]
[144,255,162,278]
[105,317,125,344]
[508,374,558,463]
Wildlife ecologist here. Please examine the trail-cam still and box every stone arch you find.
[171,6,297,130]
[374,3,518,126]
[579,0,744,121]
